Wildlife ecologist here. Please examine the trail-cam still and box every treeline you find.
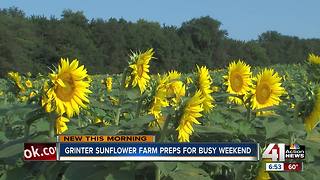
[1,7,320,77]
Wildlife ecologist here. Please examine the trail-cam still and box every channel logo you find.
[262,143,305,161]
[289,144,300,150]
[285,144,305,159]
[262,143,285,161]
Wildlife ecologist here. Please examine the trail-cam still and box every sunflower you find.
[56,116,69,134]
[149,71,184,128]
[149,89,168,119]
[87,75,93,83]
[308,53,320,64]
[41,93,53,113]
[16,82,26,93]
[167,81,186,106]
[305,88,320,132]
[19,96,28,102]
[149,74,170,119]
[176,90,204,142]
[41,81,53,112]
[256,110,276,117]
[166,70,181,81]
[8,71,25,92]
[225,60,253,104]
[106,77,112,92]
[129,48,154,93]
[124,75,131,88]
[7,71,21,83]
[251,69,285,110]
[212,86,219,92]
[43,81,49,92]
[163,71,184,100]
[44,58,92,117]
[29,91,37,98]
[186,77,193,85]
[94,118,111,126]
[27,72,32,77]
[25,79,33,88]
[94,117,103,124]
[108,96,119,106]
[165,71,185,103]
[148,116,166,128]
[197,65,214,113]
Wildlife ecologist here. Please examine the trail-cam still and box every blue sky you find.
[1,0,319,41]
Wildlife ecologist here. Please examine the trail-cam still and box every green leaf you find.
[301,164,320,180]
[97,126,121,135]
[126,88,141,100]
[6,167,32,180]
[263,118,287,139]
[204,162,233,168]
[43,162,67,180]
[238,121,256,136]
[275,171,305,180]
[63,125,82,135]
[0,172,7,180]
[0,141,23,158]
[306,130,320,142]
[90,98,113,111]
[122,115,154,128]
[0,131,8,144]
[169,163,211,180]
[36,174,46,180]
[154,162,177,176]
[25,108,47,126]
[233,162,254,180]
[194,125,234,135]
[30,119,50,133]
[205,110,226,124]
[105,169,135,180]
[3,103,39,117]
[30,134,53,142]
[62,162,110,180]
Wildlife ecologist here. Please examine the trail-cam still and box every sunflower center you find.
[55,73,75,101]
[256,83,271,104]
[230,73,243,92]
[137,64,144,77]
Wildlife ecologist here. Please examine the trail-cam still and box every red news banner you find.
[24,143,56,161]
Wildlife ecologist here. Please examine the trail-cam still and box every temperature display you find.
[284,162,303,172]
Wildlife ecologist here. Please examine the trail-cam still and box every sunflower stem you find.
[114,68,128,126]
[120,68,129,90]
[135,99,143,118]
[135,92,147,118]
[155,120,162,132]
[242,95,252,121]
[246,106,252,121]
[115,67,131,126]
[49,113,55,138]
[115,108,121,126]
[159,115,171,142]
[155,165,161,180]
[78,117,81,128]
[24,123,30,138]
[156,115,171,180]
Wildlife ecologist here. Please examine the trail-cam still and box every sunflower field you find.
[0,49,320,180]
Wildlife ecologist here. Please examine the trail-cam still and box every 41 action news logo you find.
[262,143,305,161]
